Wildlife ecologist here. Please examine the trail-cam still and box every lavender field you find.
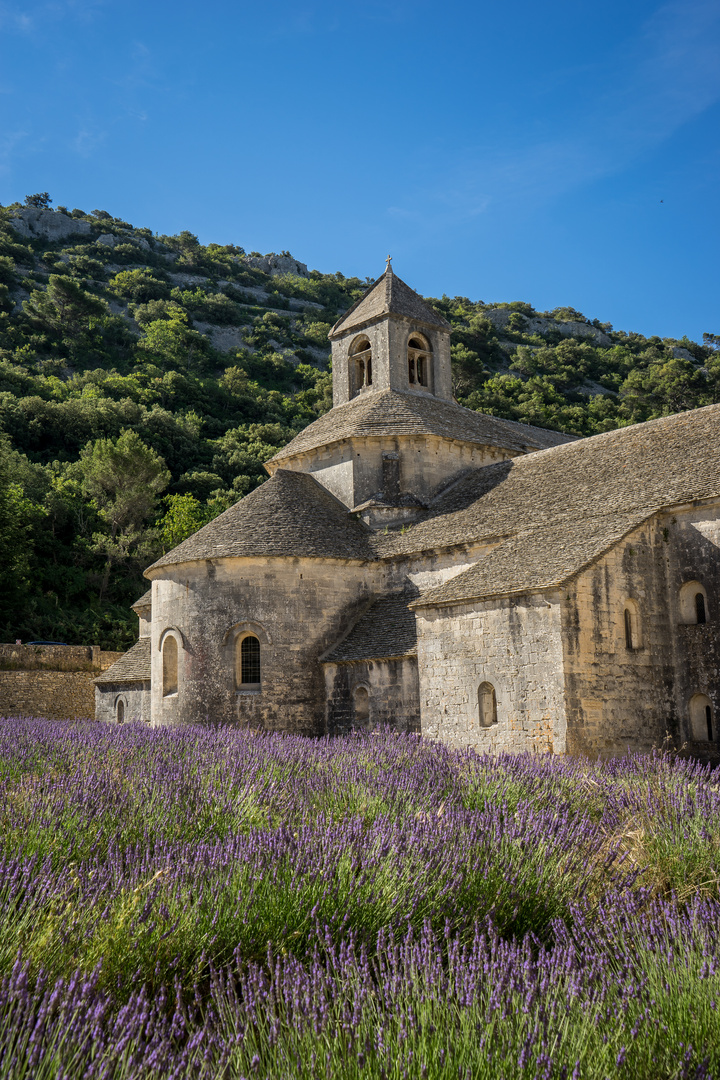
[0,720,719,1079]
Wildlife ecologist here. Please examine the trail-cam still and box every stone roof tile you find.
[323,596,417,662]
[378,402,720,561]
[413,513,649,607]
[329,268,450,339]
[94,637,151,685]
[146,469,374,572]
[396,403,720,599]
[131,589,152,611]
[268,389,572,465]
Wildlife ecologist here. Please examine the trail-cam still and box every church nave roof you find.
[402,402,720,604]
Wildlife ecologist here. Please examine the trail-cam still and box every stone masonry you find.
[0,645,123,720]
[96,265,720,759]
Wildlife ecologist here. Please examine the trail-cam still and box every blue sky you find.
[0,0,718,341]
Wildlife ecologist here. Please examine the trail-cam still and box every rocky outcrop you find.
[483,308,612,347]
[244,253,309,278]
[97,232,150,251]
[670,346,695,362]
[193,322,248,353]
[9,208,93,242]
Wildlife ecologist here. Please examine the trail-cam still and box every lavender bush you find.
[0,719,718,1078]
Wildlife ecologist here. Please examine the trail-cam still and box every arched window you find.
[353,685,369,725]
[679,581,709,624]
[162,635,178,696]
[237,634,261,687]
[407,335,432,388]
[696,592,707,625]
[478,682,498,728]
[623,600,641,650]
[689,693,714,741]
[349,336,372,396]
[116,698,125,723]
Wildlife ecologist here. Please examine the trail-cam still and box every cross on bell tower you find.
[327,261,452,408]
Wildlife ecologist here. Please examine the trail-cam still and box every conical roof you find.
[146,469,374,572]
[329,267,450,339]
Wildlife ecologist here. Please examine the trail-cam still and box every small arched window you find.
[353,685,369,725]
[116,698,125,723]
[689,693,714,741]
[162,636,178,696]
[349,336,372,396]
[623,600,641,650]
[696,592,707,625]
[407,335,432,388]
[478,682,498,728]
[679,581,709,625]
[237,634,261,687]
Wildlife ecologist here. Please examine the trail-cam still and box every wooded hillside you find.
[1,194,717,648]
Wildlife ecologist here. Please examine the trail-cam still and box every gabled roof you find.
[391,402,720,600]
[146,469,374,572]
[94,637,151,685]
[412,513,650,607]
[378,402,720,561]
[323,596,418,662]
[329,267,450,339]
[267,389,572,466]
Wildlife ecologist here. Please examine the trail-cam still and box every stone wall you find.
[415,593,566,753]
[95,682,151,725]
[0,645,123,720]
[323,656,420,735]
[560,510,720,758]
[331,317,453,408]
[665,505,720,752]
[277,434,515,510]
[0,644,119,672]
[560,521,675,756]
[147,555,388,733]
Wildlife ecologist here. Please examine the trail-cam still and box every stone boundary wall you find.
[0,645,124,720]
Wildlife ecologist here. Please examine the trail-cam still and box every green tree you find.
[24,275,107,347]
[619,357,709,420]
[159,493,216,551]
[108,268,170,303]
[0,437,45,617]
[77,430,170,600]
[451,343,490,397]
[137,313,213,372]
[24,193,51,208]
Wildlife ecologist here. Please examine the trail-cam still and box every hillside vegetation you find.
[1,194,718,648]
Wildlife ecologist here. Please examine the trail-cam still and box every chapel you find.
[95,264,720,757]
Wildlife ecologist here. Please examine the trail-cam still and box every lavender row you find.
[1,897,718,1078]
[0,718,719,1077]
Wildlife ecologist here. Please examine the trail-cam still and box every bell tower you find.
[266,260,563,528]
[328,260,453,407]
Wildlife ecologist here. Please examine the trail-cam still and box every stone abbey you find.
[96,265,720,756]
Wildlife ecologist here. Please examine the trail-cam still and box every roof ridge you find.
[329,274,383,337]
[518,402,720,466]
